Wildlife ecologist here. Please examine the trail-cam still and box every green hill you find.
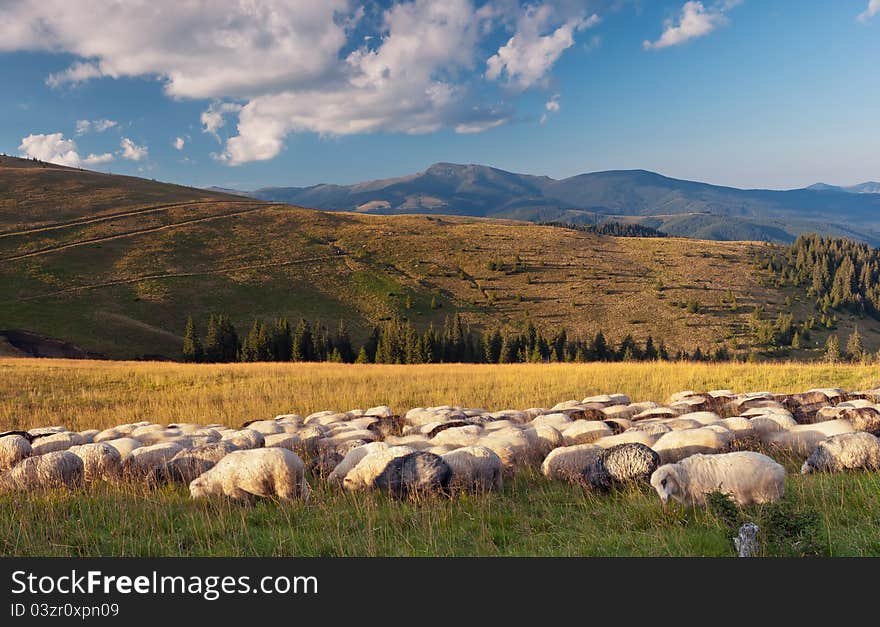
[1,157,877,360]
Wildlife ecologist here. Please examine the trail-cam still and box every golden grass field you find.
[3,359,880,557]
[3,358,879,431]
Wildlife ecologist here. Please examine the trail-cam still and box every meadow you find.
[2,358,880,557]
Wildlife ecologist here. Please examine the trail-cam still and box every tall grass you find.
[2,358,878,432]
[2,358,879,557]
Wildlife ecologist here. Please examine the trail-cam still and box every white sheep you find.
[540,444,604,482]
[220,428,265,450]
[342,446,417,491]
[30,431,83,456]
[124,442,184,477]
[651,427,733,465]
[0,434,31,471]
[430,425,484,448]
[800,432,880,474]
[0,451,84,492]
[650,451,785,507]
[593,431,659,449]
[327,442,390,485]
[67,443,123,481]
[441,446,503,492]
[101,437,143,461]
[765,419,855,458]
[560,420,612,446]
[189,448,309,503]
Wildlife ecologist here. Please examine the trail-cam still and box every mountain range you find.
[227,163,880,245]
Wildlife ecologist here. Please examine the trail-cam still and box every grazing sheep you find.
[0,451,83,492]
[585,443,660,491]
[523,424,565,459]
[765,420,855,458]
[0,434,31,471]
[442,446,503,492]
[101,437,143,461]
[625,422,672,436]
[124,442,184,477]
[220,429,265,450]
[30,431,82,456]
[650,451,785,507]
[651,427,732,465]
[594,430,659,449]
[241,420,284,435]
[263,433,301,451]
[372,451,451,498]
[835,406,880,435]
[530,413,572,430]
[327,442,391,485]
[365,406,394,418]
[189,448,309,503]
[541,444,604,482]
[67,443,122,481]
[560,421,612,445]
[78,429,99,444]
[431,425,484,448]
[148,442,238,485]
[478,429,533,469]
[341,446,419,491]
[800,433,880,474]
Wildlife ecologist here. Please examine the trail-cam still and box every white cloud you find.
[644,1,741,50]
[18,133,115,168]
[75,118,117,135]
[120,138,148,161]
[83,152,114,165]
[46,61,102,88]
[859,0,880,22]
[201,102,243,140]
[2,0,589,165]
[486,6,599,89]
[18,133,82,167]
[540,93,561,125]
[173,137,185,150]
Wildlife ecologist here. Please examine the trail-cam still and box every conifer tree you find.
[182,315,203,363]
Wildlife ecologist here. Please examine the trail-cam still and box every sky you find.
[0,0,878,191]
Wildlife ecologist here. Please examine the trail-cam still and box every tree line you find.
[540,221,667,238]
[182,313,729,364]
[759,234,880,318]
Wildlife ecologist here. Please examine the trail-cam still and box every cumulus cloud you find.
[120,138,148,161]
[643,1,741,50]
[486,5,599,89]
[1,0,593,165]
[173,137,185,150]
[859,0,880,22]
[75,118,117,135]
[18,132,114,167]
[540,93,561,125]
[201,102,244,140]
[46,61,102,88]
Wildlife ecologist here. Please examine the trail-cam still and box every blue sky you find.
[1,0,877,190]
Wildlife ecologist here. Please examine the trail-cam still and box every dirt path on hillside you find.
[15,253,347,301]
[0,204,286,263]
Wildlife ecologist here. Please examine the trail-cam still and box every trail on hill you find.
[0,204,285,263]
[15,253,347,301]
[0,199,259,239]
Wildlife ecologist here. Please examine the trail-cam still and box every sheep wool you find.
[651,427,732,465]
[189,448,309,503]
[372,451,451,498]
[342,446,418,491]
[650,451,785,507]
[327,442,389,485]
[585,443,660,491]
[541,444,604,482]
[800,432,880,474]
[0,451,84,492]
[441,446,503,492]
[0,434,31,472]
[67,442,123,481]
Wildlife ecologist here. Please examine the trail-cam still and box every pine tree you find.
[292,319,314,362]
[182,315,203,363]
[271,318,292,361]
[824,333,841,363]
[355,346,370,364]
[333,320,355,363]
[846,326,865,362]
[644,335,657,360]
[203,314,221,362]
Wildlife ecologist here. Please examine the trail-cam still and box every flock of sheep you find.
[2,387,880,509]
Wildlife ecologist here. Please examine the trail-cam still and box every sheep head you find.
[650,464,681,506]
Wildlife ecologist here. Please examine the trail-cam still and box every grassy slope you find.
[2,157,878,359]
[2,359,879,557]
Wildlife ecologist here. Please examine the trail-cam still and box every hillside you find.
[246,163,880,245]
[2,157,878,360]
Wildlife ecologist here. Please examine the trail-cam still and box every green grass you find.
[3,467,879,557]
[2,359,880,557]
